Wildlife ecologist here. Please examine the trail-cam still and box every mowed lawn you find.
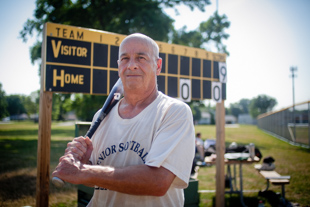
[0,121,309,206]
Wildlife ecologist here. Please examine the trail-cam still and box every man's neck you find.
[118,87,159,119]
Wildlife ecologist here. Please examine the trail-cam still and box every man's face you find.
[117,36,162,92]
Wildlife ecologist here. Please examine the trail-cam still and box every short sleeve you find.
[145,102,195,188]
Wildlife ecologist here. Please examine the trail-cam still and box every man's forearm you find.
[79,164,176,196]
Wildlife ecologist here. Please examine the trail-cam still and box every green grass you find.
[0,122,309,206]
[196,125,310,207]
[0,121,77,207]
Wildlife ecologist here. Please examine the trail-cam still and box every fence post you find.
[308,102,310,148]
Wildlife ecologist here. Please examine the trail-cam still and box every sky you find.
[0,0,309,111]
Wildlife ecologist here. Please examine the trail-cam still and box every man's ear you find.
[156,58,162,75]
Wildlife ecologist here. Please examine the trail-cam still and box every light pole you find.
[290,66,297,141]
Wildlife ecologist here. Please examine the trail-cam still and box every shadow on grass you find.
[0,129,74,138]
[0,138,77,205]
[297,147,310,153]
[0,174,36,200]
[0,129,39,137]
[206,194,260,207]
[0,139,69,174]
[204,192,292,207]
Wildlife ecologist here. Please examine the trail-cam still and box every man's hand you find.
[52,136,93,184]
[65,136,93,164]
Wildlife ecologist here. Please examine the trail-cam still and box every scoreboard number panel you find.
[192,58,201,77]
[92,69,107,94]
[109,46,119,69]
[157,75,166,94]
[179,79,191,102]
[159,53,166,73]
[43,22,227,102]
[191,79,201,100]
[168,54,178,75]
[211,62,227,102]
[180,56,190,76]
[219,62,227,83]
[93,43,108,67]
[212,82,222,103]
[168,76,178,98]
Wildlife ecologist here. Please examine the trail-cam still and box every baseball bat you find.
[52,78,124,187]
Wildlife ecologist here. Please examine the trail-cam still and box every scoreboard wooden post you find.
[36,25,52,206]
[36,22,227,206]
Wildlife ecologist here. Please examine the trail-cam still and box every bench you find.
[254,164,291,200]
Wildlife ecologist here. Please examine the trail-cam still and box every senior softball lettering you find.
[97,141,149,164]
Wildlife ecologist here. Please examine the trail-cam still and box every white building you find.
[238,114,257,125]
[197,111,211,125]
[225,115,237,124]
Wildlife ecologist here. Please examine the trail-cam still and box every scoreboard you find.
[43,22,227,102]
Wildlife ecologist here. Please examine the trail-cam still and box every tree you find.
[229,103,243,118]
[228,98,251,118]
[190,101,203,123]
[6,95,27,116]
[23,95,38,116]
[172,26,204,48]
[71,94,108,121]
[51,93,73,121]
[0,83,8,119]
[28,90,40,114]
[239,98,250,114]
[20,0,210,45]
[172,11,230,56]
[249,95,277,118]
[199,11,230,55]
[20,0,212,66]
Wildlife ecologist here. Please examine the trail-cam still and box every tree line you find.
[190,94,277,124]
[0,82,277,122]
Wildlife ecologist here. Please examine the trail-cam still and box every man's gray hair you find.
[120,33,160,61]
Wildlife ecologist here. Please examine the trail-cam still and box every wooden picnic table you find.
[204,154,260,207]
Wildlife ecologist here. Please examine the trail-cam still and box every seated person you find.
[195,132,205,161]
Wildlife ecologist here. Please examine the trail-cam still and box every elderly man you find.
[52,33,195,206]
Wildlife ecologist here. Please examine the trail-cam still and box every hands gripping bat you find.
[52,78,124,187]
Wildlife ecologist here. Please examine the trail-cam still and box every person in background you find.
[195,132,205,161]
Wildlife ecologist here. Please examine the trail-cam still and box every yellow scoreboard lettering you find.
[53,69,84,87]
[55,27,84,40]
[43,22,227,100]
[51,40,88,58]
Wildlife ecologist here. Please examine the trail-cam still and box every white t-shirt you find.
[87,92,195,207]
[196,137,204,147]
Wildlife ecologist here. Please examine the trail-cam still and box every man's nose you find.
[127,58,138,70]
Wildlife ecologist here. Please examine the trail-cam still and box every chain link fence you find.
[257,101,310,148]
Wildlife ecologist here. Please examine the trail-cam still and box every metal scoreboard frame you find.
[42,22,227,102]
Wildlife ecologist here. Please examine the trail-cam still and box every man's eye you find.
[139,56,146,60]
[121,57,129,61]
